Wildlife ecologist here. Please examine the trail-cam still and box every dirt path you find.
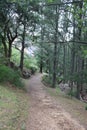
[25,73,85,130]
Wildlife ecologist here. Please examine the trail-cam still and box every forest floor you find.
[25,73,87,130]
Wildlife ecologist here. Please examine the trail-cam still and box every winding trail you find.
[25,73,85,130]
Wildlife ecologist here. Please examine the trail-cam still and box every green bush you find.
[85,105,87,110]
[42,74,52,87]
[29,65,37,74]
[67,89,77,97]
[56,75,63,83]
[0,65,23,88]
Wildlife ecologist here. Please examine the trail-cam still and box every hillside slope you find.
[0,84,29,130]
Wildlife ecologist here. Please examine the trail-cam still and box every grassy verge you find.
[0,84,29,130]
[45,86,87,129]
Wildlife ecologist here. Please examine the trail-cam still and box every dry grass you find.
[0,84,29,130]
[45,86,87,129]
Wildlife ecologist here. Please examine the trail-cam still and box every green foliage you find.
[69,69,87,84]
[29,65,37,74]
[0,45,7,64]
[42,74,53,87]
[11,48,20,65]
[47,0,54,2]
[67,89,77,97]
[12,46,38,77]
[12,48,38,74]
[0,65,23,88]
[24,56,38,74]
[82,47,87,59]
[56,75,63,83]
[56,86,61,93]
[24,56,37,68]
[85,105,87,110]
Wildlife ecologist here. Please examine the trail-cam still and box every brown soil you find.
[25,73,85,130]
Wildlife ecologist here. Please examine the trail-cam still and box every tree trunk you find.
[76,82,81,99]
[75,1,83,99]
[70,44,75,96]
[8,42,12,64]
[52,41,57,87]
[40,60,43,73]
[52,5,59,88]
[19,23,26,71]
[63,45,66,83]
[2,30,8,58]
[2,39,8,58]
[40,26,45,73]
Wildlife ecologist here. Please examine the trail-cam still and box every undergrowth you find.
[42,74,53,87]
[0,65,24,88]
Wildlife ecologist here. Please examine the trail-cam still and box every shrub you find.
[67,89,77,97]
[56,75,63,84]
[29,65,37,74]
[42,74,52,87]
[0,65,23,88]
[85,105,87,110]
